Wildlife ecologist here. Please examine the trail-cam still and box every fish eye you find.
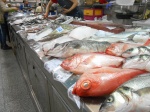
[106,96,114,103]
[72,43,81,49]
[54,43,60,48]
[128,49,133,52]
[126,56,134,60]
[122,86,130,91]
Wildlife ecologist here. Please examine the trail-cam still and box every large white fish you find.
[46,40,111,58]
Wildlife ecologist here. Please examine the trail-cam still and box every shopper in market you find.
[35,3,43,13]
[44,0,83,18]
[42,3,46,12]
[19,0,32,12]
[0,0,18,50]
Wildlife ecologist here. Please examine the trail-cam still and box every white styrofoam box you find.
[116,0,135,6]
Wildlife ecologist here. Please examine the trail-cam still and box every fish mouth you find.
[61,62,72,71]
[60,56,79,70]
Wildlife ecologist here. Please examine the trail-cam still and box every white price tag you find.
[52,66,72,83]
[44,59,63,73]
[56,26,64,33]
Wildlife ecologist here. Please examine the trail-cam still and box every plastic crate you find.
[84,8,103,16]
[84,8,103,20]
[84,15,102,20]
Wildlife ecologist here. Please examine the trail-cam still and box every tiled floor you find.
[0,49,36,112]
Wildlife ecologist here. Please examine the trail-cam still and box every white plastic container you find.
[116,0,135,6]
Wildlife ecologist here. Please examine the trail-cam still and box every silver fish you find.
[46,40,111,58]
[39,24,76,42]
[122,54,150,72]
[99,73,150,112]
[122,46,150,58]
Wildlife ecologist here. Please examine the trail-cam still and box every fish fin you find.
[144,39,150,46]
[109,65,122,68]
[127,33,136,41]
[123,44,129,52]
[118,61,124,68]
[82,55,96,65]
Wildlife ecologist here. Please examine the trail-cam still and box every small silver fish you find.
[46,40,111,58]
[99,73,150,112]
[122,54,150,72]
[122,46,150,58]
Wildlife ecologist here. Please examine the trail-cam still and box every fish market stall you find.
[8,12,150,112]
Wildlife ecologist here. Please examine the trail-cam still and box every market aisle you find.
[0,49,36,112]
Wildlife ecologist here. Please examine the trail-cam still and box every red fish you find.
[144,38,150,46]
[106,43,141,56]
[72,67,146,97]
[61,53,124,74]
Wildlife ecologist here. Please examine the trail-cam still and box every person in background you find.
[0,0,18,50]
[42,3,46,12]
[35,3,43,13]
[19,0,31,12]
[44,0,83,18]
[6,3,11,7]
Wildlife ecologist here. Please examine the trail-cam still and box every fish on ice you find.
[99,73,150,112]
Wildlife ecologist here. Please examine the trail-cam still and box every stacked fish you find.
[10,13,150,111]
[44,37,150,111]
[100,73,150,112]
[35,24,150,111]
[99,44,150,111]
[39,26,150,57]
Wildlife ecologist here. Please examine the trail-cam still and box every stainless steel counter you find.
[9,24,105,112]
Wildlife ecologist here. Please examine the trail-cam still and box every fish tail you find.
[144,39,150,46]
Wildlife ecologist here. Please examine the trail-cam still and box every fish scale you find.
[122,46,150,58]
[123,54,150,72]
